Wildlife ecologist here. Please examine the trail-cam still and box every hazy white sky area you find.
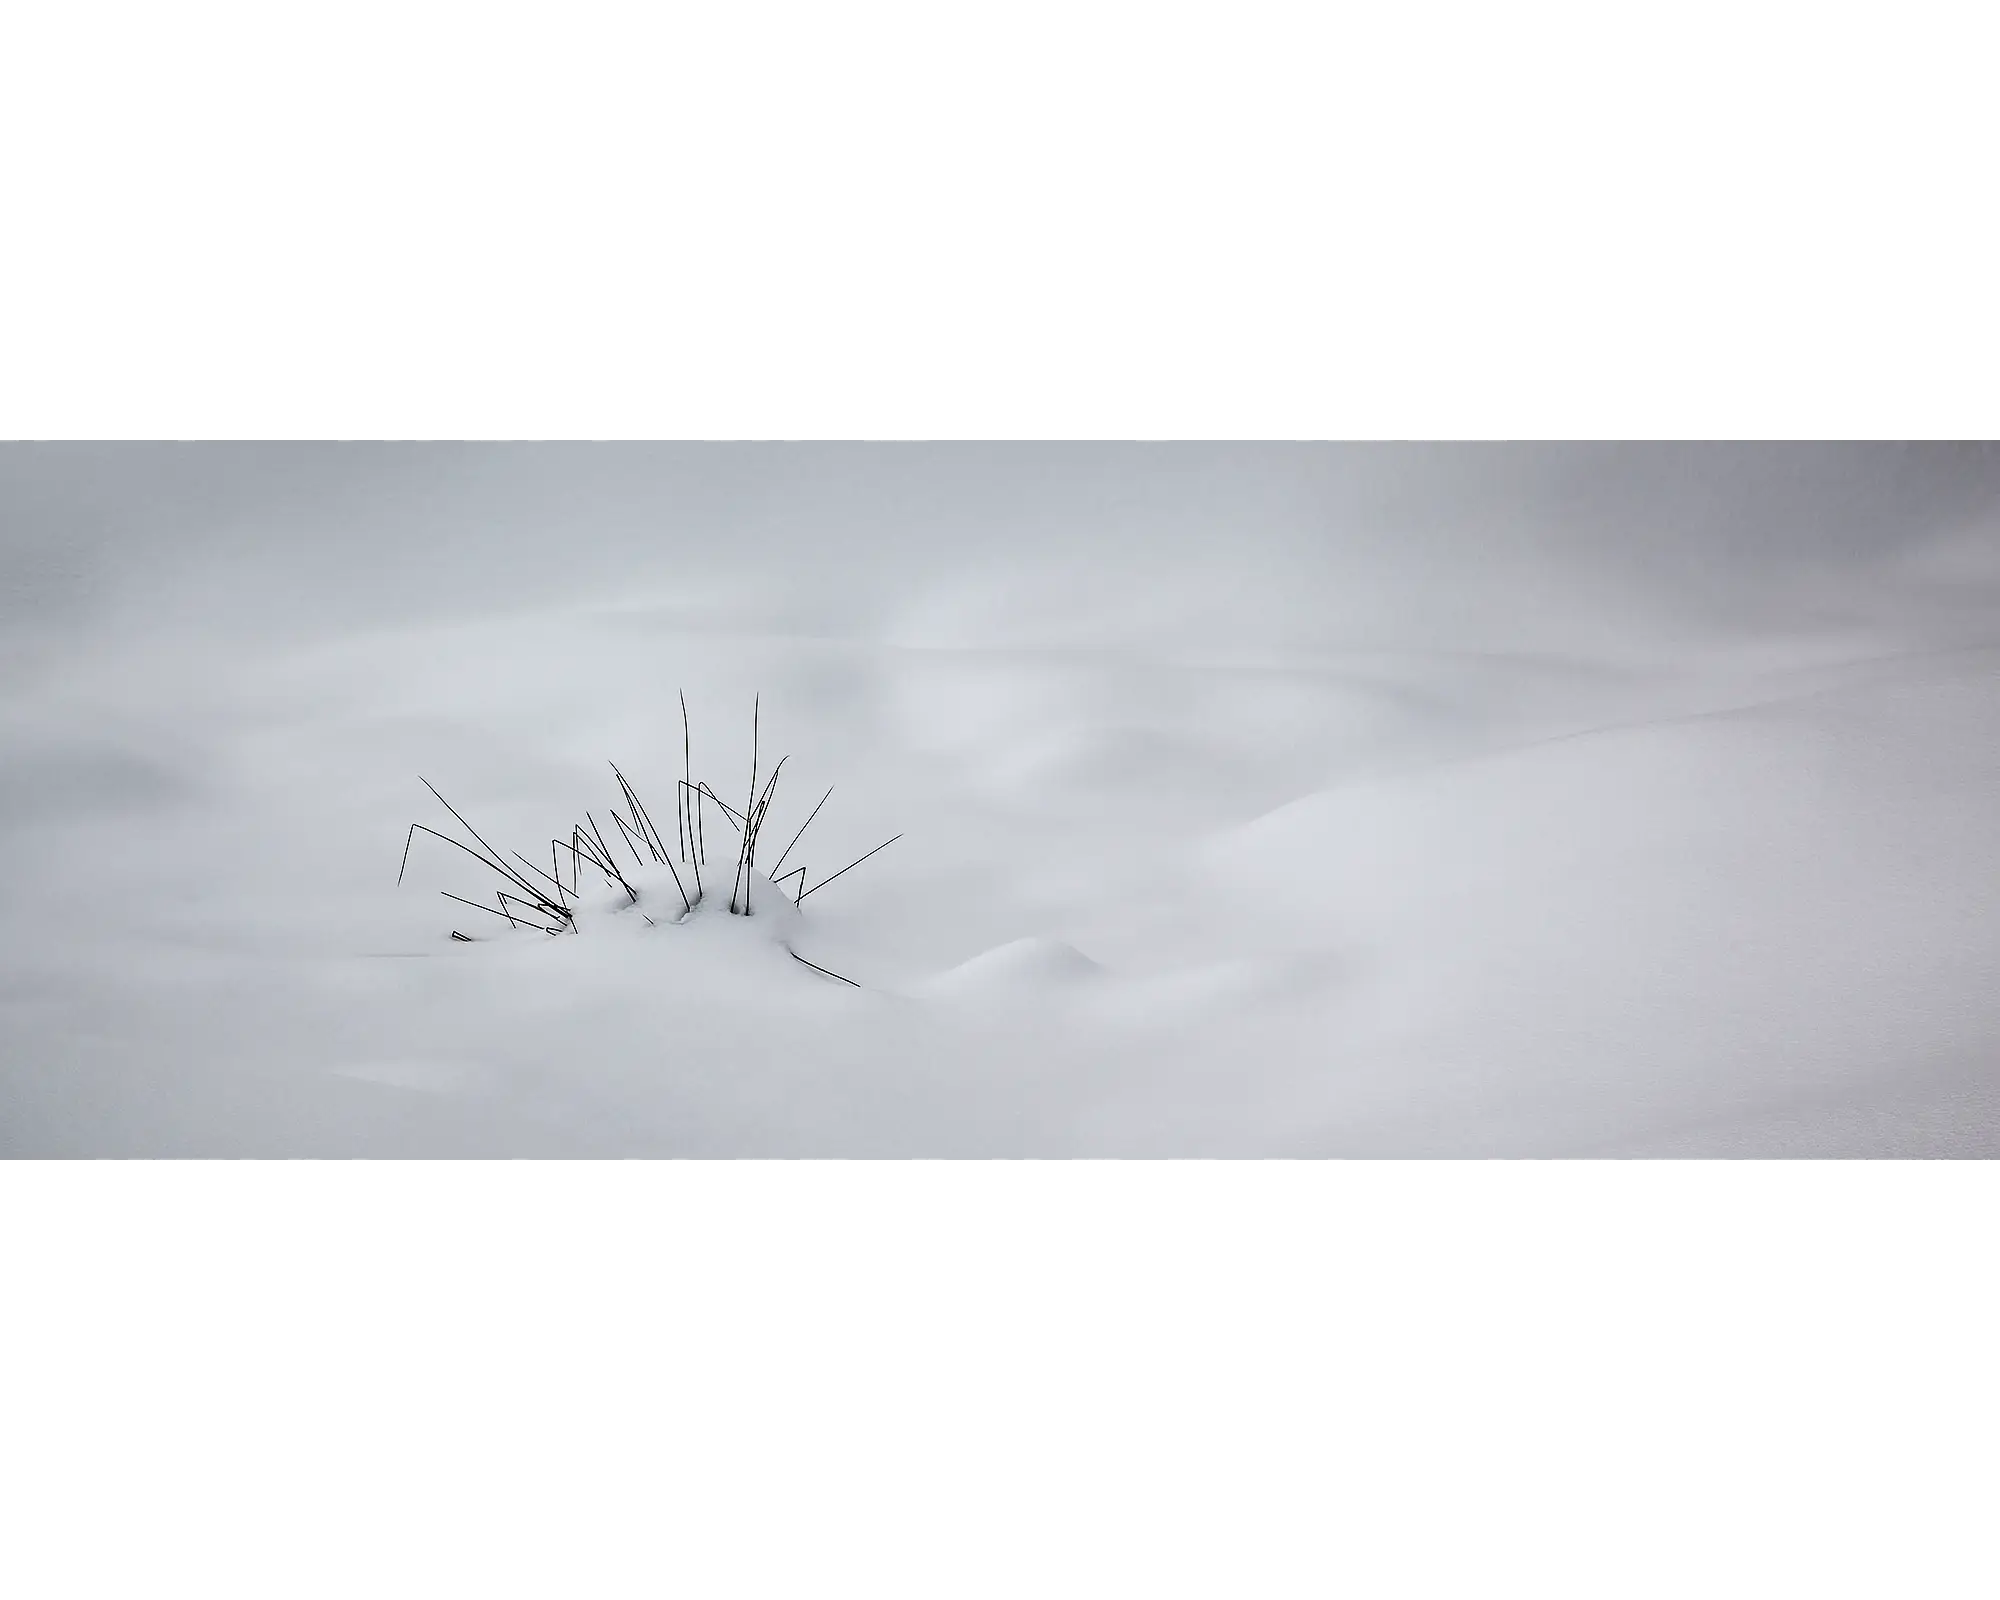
[4,443,1999,1155]
[8,443,1999,654]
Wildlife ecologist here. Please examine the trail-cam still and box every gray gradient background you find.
[5,442,2000,1156]
[8,442,1999,656]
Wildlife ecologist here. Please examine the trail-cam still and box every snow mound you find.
[1192,649,2000,1153]
[919,936,1103,998]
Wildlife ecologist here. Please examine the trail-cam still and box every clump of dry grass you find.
[396,695,898,984]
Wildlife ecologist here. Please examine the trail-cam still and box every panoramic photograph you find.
[16,8,1991,1596]
[4,440,1996,1157]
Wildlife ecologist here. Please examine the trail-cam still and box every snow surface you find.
[3,442,1999,1156]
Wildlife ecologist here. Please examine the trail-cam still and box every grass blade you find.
[678,689,692,862]
[790,950,861,987]
[612,811,649,869]
[738,694,760,913]
[769,785,832,877]
[512,851,573,905]
[441,890,519,924]
[419,777,543,900]
[796,834,902,903]
[402,824,531,894]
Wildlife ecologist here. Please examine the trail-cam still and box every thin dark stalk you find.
[769,785,833,877]
[737,695,760,914]
[402,823,535,896]
[500,890,565,926]
[675,784,706,895]
[584,811,621,879]
[440,890,562,935]
[440,891,521,925]
[589,825,639,903]
[564,828,622,897]
[681,779,728,860]
[740,756,792,920]
[678,689,692,862]
[607,785,692,912]
[609,765,650,857]
[733,755,789,915]
[419,778,544,900]
[658,850,693,916]
[697,783,746,830]
[612,812,649,870]
[634,785,670,864]
[558,831,588,893]
[748,756,789,842]
[612,764,669,864]
[578,818,636,903]
[790,950,861,987]
[512,851,573,905]
[796,834,903,902]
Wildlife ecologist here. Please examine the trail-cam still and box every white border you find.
[6,1164,1995,1598]
[6,8,1993,1596]
[5,2,1994,438]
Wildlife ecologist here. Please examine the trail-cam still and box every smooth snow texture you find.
[921,938,1103,999]
[3,442,1999,1155]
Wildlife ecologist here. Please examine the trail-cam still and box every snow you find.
[3,442,1998,1155]
[921,937,1104,999]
